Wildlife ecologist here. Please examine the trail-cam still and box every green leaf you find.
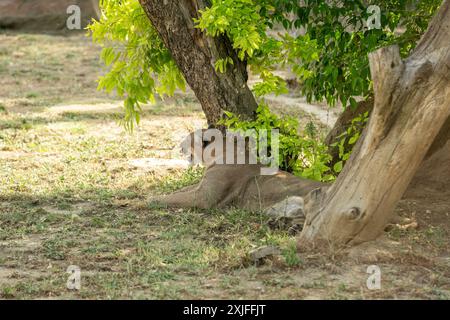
[348,133,360,145]
[333,161,343,173]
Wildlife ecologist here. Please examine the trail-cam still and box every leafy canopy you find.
[88,0,185,130]
[89,0,440,128]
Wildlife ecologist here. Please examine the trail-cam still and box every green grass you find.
[25,92,39,99]
[156,167,204,193]
[0,100,305,299]
[0,31,448,300]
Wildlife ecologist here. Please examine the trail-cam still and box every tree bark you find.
[325,101,450,166]
[427,114,450,158]
[299,0,450,246]
[91,0,101,19]
[139,0,258,125]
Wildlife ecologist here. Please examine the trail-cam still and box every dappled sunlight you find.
[0,14,448,300]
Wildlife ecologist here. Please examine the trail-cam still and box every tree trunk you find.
[139,0,258,126]
[299,0,450,246]
[427,114,450,158]
[91,0,101,19]
[325,101,450,166]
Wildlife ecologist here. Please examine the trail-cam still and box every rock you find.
[264,196,305,219]
[264,196,307,234]
[249,246,281,261]
[398,221,419,231]
[0,0,99,31]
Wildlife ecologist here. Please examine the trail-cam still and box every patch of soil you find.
[403,140,450,234]
[42,202,96,216]
[47,103,123,115]
[0,267,44,287]
[128,158,190,172]
[0,151,30,159]
[0,234,43,254]
[407,140,450,198]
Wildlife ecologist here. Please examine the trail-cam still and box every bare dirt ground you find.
[0,31,448,300]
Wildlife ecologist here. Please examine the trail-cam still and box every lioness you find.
[151,129,329,231]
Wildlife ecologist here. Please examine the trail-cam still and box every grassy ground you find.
[0,31,448,300]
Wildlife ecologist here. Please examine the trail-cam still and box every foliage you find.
[331,111,370,173]
[89,0,441,128]
[220,103,334,182]
[281,240,302,267]
[88,0,185,130]
[196,0,442,108]
[89,0,441,176]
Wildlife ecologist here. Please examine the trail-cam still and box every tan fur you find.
[152,131,329,213]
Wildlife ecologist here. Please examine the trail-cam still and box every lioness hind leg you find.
[149,184,198,208]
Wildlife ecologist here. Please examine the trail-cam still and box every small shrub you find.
[220,103,334,182]
[331,111,369,174]
[281,240,302,267]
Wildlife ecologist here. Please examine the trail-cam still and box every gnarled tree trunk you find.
[91,0,101,19]
[139,0,258,125]
[300,0,450,246]
[325,99,450,165]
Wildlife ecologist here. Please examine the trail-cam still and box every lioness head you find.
[180,128,211,165]
[180,128,255,167]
